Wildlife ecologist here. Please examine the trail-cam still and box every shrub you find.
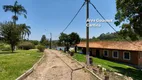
[37,45,45,52]
[0,43,11,51]
[0,43,4,50]
[2,45,11,51]
[18,42,35,50]
[29,40,39,45]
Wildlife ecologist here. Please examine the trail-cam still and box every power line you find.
[89,2,117,32]
[61,2,86,33]
[89,2,141,47]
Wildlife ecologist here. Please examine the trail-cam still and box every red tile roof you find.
[77,41,142,51]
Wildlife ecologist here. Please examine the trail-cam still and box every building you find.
[77,41,142,68]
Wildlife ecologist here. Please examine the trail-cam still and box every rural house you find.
[77,41,142,68]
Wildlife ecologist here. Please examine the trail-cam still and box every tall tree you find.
[59,33,69,46]
[18,24,31,39]
[0,22,31,52]
[69,32,80,46]
[40,35,48,46]
[59,32,80,51]
[59,32,80,46]
[115,0,142,40]
[3,1,27,24]
[0,22,21,52]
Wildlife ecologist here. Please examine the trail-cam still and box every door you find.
[96,49,100,57]
[90,49,92,56]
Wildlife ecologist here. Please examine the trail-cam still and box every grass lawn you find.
[73,53,142,80]
[0,49,43,80]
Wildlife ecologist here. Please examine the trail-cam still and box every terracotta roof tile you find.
[77,41,142,51]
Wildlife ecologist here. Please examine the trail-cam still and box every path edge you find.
[64,52,102,80]
[16,51,46,80]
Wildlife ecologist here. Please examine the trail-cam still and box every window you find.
[112,51,119,58]
[123,51,131,60]
[103,50,109,57]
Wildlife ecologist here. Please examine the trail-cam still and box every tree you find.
[18,24,31,39]
[59,33,70,51]
[0,36,4,42]
[115,0,142,40]
[58,32,80,52]
[0,22,21,52]
[98,33,106,40]
[28,40,39,45]
[40,35,46,43]
[40,35,48,46]
[68,32,80,45]
[3,1,27,24]
[59,32,80,46]
[80,32,125,41]
[0,22,31,52]
[59,33,70,46]
[51,40,58,48]
[91,36,99,41]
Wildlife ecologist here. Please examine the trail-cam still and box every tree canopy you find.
[115,0,142,40]
[18,24,31,39]
[59,32,80,46]
[59,33,70,46]
[40,35,49,46]
[68,32,80,45]
[81,32,127,41]
[0,21,31,52]
[0,22,21,52]
[3,1,27,23]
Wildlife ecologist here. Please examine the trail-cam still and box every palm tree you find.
[18,24,31,40]
[3,1,27,25]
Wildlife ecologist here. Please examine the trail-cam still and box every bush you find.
[0,43,11,51]
[28,40,39,45]
[2,45,11,51]
[37,45,45,52]
[18,42,35,50]
[0,43,4,50]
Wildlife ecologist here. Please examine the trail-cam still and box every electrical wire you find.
[89,2,141,47]
[61,2,86,33]
[89,2,117,32]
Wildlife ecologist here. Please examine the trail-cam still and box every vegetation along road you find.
[24,49,98,80]
[0,49,43,80]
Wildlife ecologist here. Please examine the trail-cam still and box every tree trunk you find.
[14,12,17,25]
[75,45,77,53]
[11,44,15,53]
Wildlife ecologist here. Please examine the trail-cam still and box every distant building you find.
[77,41,142,68]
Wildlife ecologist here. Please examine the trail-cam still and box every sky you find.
[0,0,120,40]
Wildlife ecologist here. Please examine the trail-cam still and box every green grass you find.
[73,53,142,80]
[0,49,43,80]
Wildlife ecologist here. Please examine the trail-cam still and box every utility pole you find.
[86,0,90,66]
[50,33,52,49]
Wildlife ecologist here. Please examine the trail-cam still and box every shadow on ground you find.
[0,51,17,54]
[109,66,142,80]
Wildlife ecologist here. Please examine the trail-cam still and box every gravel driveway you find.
[24,49,97,80]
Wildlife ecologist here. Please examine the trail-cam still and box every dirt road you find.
[24,49,97,80]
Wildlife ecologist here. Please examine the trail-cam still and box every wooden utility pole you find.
[86,0,90,66]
